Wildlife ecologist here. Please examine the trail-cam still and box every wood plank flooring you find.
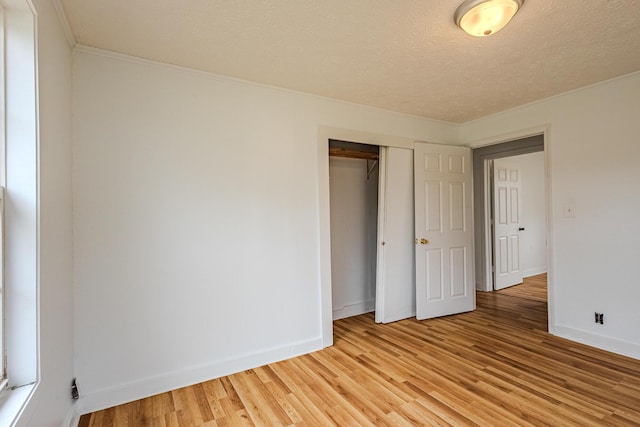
[80,274,640,426]
[497,273,547,303]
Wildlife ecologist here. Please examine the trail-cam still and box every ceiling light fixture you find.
[454,0,524,37]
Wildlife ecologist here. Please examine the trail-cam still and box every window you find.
[0,4,5,386]
[0,1,39,423]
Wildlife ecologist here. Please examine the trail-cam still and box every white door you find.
[493,158,523,290]
[375,147,416,323]
[414,143,474,320]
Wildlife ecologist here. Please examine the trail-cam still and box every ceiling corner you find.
[52,0,76,48]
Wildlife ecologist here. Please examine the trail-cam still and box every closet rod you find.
[329,147,379,161]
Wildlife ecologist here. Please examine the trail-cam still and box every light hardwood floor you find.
[80,274,640,426]
[497,273,547,303]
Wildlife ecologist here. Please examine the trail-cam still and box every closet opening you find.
[328,139,380,320]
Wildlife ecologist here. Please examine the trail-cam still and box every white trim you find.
[0,6,5,189]
[73,48,640,130]
[0,2,42,425]
[543,126,555,333]
[463,71,640,127]
[317,128,333,348]
[481,154,547,291]
[482,159,493,291]
[0,189,5,376]
[333,299,375,321]
[464,124,555,333]
[465,125,548,149]
[554,325,640,361]
[64,404,79,427]
[317,126,421,348]
[374,147,387,323]
[77,337,322,415]
[52,0,75,47]
[469,147,477,310]
[523,267,547,278]
[73,45,459,127]
[3,0,39,389]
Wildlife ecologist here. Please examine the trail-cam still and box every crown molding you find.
[73,45,461,130]
[52,0,76,47]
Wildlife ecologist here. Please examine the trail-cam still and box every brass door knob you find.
[420,238,429,245]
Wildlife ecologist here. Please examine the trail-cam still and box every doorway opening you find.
[319,127,485,347]
[328,139,477,325]
[489,152,546,291]
[472,135,548,320]
[327,139,417,326]
[328,140,380,321]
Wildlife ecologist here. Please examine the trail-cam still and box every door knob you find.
[518,227,525,231]
[420,238,429,245]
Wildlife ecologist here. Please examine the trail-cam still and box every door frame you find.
[468,124,555,333]
[374,147,388,322]
[473,134,544,291]
[317,126,418,348]
[318,125,555,346]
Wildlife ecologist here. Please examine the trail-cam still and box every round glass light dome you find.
[454,0,524,37]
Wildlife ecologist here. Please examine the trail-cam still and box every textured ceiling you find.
[60,0,640,123]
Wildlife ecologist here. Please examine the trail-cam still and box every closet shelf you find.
[329,147,379,161]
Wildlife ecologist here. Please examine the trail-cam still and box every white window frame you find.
[0,188,5,391]
[0,0,39,423]
[0,3,7,390]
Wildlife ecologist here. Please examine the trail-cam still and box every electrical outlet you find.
[594,312,604,325]
[71,378,79,400]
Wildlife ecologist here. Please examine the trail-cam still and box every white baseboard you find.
[476,279,493,292]
[553,324,640,360]
[523,267,547,278]
[76,337,322,416]
[65,404,79,427]
[332,299,375,320]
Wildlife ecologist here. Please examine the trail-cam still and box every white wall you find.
[501,152,546,277]
[461,72,640,359]
[329,157,378,320]
[72,47,458,413]
[13,0,75,425]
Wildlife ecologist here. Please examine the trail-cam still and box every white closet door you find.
[375,147,416,323]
